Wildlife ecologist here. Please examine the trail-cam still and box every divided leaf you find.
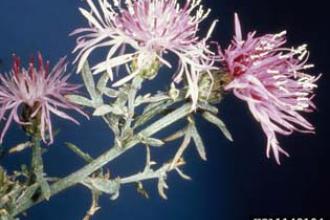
[157,176,168,200]
[82,177,121,197]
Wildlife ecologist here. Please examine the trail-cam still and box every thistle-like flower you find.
[219,14,320,164]
[72,0,217,108]
[0,53,87,144]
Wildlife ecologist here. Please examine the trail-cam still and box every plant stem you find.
[31,136,51,200]
[12,103,192,217]
[119,164,172,184]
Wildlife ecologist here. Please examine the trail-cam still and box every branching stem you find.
[12,103,192,217]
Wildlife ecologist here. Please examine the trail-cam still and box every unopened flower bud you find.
[198,70,231,104]
[131,53,161,80]
[169,83,180,100]
[21,103,42,137]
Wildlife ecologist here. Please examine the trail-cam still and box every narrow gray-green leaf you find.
[65,94,94,107]
[202,112,233,142]
[81,62,103,106]
[170,132,191,168]
[175,168,192,180]
[142,99,168,114]
[190,125,207,161]
[198,102,219,114]
[141,137,164,147]
[65,142,93,163]
[9,142,32,154]
[103,87,119,98]
[93,105,113,116]
[96,72,110,94]
[111,105,127,116]
[82,62,97,99]
[157,177,168,200]
[163,129,185,142]
[135,94,170,107]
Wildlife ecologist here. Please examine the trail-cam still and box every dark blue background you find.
[0,0,329,219]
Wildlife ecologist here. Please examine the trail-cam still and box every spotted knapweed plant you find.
[0,0,320,219]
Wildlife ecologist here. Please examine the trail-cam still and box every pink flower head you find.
[0,53,87,144]
[219,14,320,164]
[72,0,217,108]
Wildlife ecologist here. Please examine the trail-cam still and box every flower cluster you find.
[72,0,217,108]
[0,53,87,144]
[71,0,320,164]
[219,14,320,164]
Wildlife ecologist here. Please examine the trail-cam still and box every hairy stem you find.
[119,165,171,184]
[31,135,51,201]
[12,103,192,217]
